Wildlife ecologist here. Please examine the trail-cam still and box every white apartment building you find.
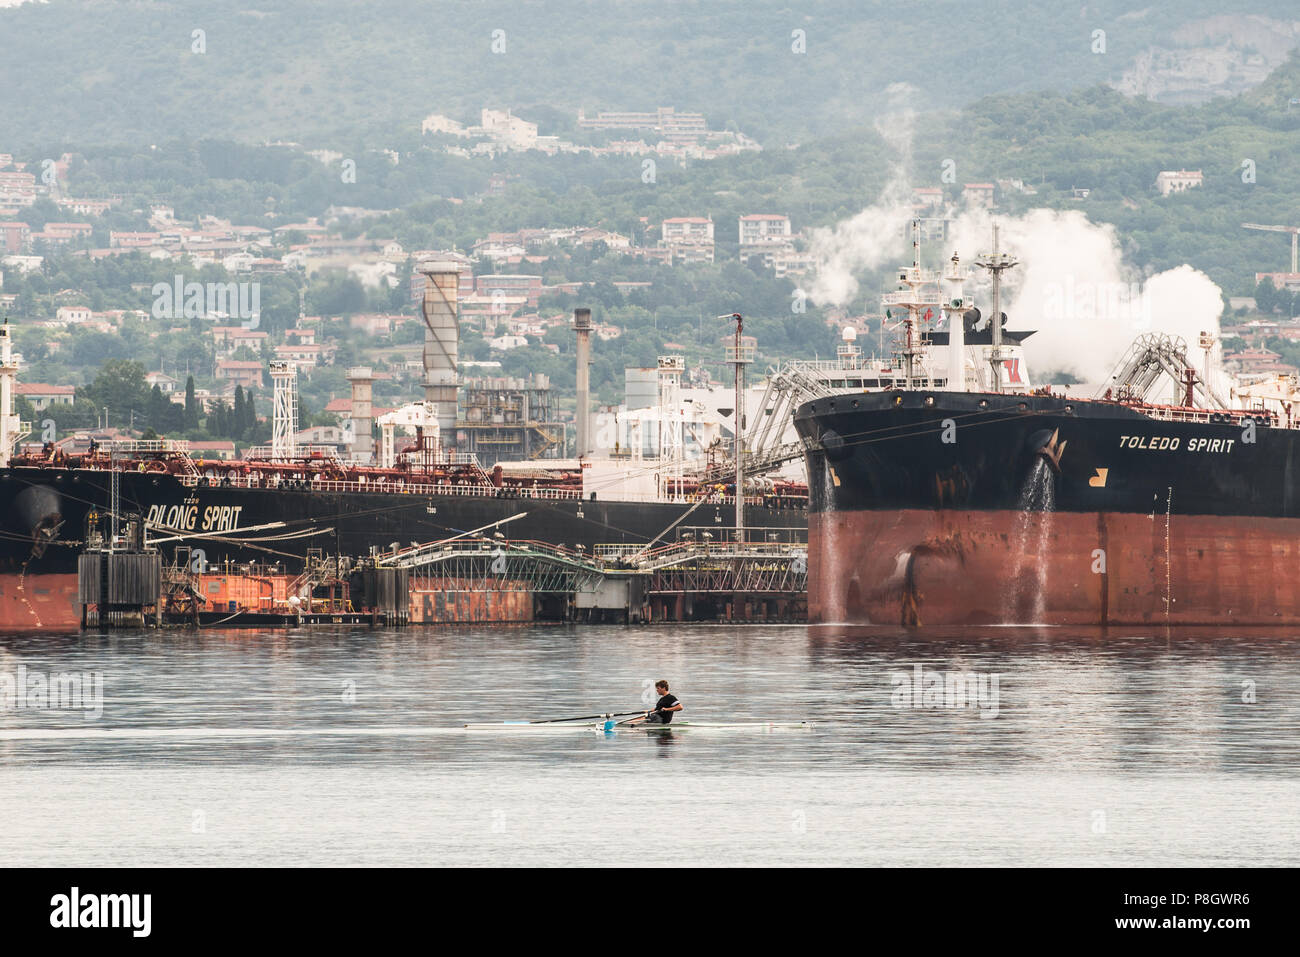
[738,214,792,248]
[660,217,715,264]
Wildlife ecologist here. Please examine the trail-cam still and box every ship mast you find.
[881,221,942,389]
[721,313,752,539]
[975,224,1018,394]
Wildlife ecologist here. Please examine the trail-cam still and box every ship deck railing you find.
[594,541,807,566]
[603,540,809,590]
[172,471,785,508]
[594,525,807,561]
[112,438,191,453]
[178,472,584,500]
[241,444,344,462]
[1119,403,1282,427]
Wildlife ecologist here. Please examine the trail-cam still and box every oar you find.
[599,712,660,730]
[529,711,645,725]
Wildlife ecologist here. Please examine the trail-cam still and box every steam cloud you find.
[949,208,1224,386]
[805,86,917,306]
[811,184,1225,386]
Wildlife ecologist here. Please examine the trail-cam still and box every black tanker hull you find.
[1,465,805,575]
[793,390,1300,626]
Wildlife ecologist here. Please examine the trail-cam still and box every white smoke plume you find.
[810,167,1225,385]
[805,85,918,305]
[947,207,1224,385]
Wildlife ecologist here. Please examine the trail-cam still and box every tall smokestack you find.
[572,307,592,458]
[347,366,375,463]
[419,262,461,448]
[0,318,22,468]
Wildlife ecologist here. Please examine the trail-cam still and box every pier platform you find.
[76,528,807,628]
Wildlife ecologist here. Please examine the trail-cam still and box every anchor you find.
[1030,428,1067,474]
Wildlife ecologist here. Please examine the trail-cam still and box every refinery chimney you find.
[1,318,27,468]
[347,366,375,463]
[419,262,461,448]
[572,307,592,458]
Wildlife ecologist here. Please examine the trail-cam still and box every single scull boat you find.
[463,719,814,733]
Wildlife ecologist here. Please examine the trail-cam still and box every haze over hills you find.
[3,2,1300,434]
[1,0,1299,150]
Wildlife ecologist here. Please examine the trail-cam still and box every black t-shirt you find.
[654,693,679,723]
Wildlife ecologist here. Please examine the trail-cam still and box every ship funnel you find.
[419,262,461,449]
[573,308,592,458]
[943,253,968,392]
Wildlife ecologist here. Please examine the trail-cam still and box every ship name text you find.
[145,503,245,531]
[1119,435,1234,454]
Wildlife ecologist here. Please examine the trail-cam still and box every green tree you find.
[184,375,200,429]
[146,384,168,432]
[244,392,258,437]
[82,359,149,428]
[144,383,184,434]
[1254,279,1279,315]
[232,386,246,440]
[209,400,229,438]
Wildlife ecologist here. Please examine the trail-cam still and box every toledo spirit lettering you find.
[1119,435,1235,454]
[146,503,244,531]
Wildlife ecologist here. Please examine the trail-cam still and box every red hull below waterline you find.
[0,573,81,633]
[809,509,1300,627]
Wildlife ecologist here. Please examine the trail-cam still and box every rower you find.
[633,680,682,725]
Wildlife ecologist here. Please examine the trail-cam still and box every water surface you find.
[1,624,1296,866]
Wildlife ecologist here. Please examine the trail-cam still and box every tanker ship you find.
[0,266,806,631]
[794,228,1300,627]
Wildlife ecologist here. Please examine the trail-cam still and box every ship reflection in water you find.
[0,624,1296,866]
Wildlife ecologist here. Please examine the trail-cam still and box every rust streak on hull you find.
[0,572,80,633]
